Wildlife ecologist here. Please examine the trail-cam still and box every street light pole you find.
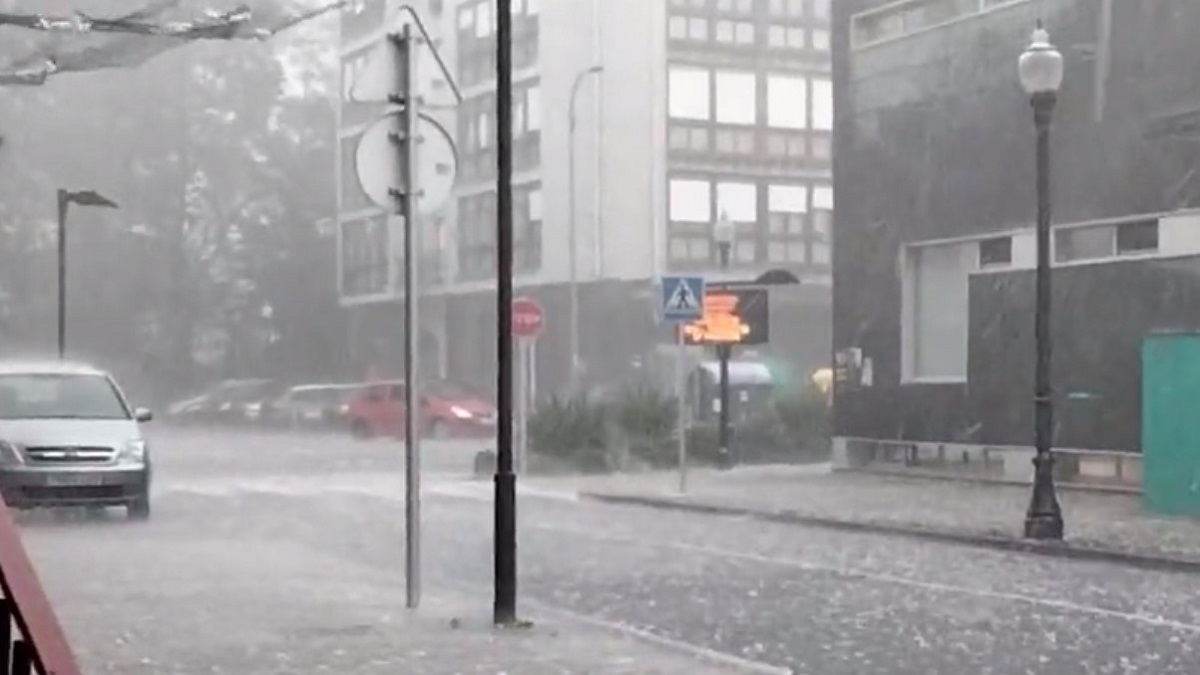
[55,189,118,360]
[56,191,69,360]
[713,211,734,469]
[567,65,603,395]
[1019,23,1065,541]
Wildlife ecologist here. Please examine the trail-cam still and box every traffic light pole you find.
[494,0,519,627]
[389,25,422,610]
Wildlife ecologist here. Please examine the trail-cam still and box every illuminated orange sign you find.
[683,292,752,344]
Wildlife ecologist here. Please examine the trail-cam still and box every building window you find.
[716,181,757,223]
[341,217,388,296]
[714,71,756,125]
[1055,226,1111,262]
[670,125,711,152]
[811,28,830,51]
[669,67,712,121]
[525,84,542,131]
[978,236,1013,268]
[811,78,833,130]
[768,0,806,17]
[475,0,492,38]
[768,185,807,264]
[768,25,807,50]
[669,179,712,222]
[905,242,971,381]
[811,184,833,264]
[1116,220,1159,254]
[767,75,807,129]
[1055,219,1161,262]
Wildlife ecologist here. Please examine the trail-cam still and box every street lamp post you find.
[1019,23,1065,541]
[713,211,735,469]
[567,65,604,395]
[56,189,118,360]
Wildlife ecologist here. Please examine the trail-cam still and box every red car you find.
[346,380,497,440]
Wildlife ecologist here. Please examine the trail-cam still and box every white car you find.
[0,361,152,519]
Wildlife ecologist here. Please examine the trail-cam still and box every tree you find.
[0,1,342,399]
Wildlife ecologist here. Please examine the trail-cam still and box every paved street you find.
[15,427,1200,673]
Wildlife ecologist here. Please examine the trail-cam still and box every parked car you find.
[167,379,281,426]
[266,384,360,430]
[345,380,497,440]
[0,361,153,519]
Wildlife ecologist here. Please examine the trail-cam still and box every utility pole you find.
[494,0,519,627]
[387,24,423,608]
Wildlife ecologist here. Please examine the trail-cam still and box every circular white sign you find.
[355,112,458,215]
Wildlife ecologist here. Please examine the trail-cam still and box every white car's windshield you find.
[0,374,130,420]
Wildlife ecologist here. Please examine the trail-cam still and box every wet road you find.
[18,427,1200,674]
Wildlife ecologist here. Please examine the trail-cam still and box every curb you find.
[839,466,1141,496]
[581,492,1200,575]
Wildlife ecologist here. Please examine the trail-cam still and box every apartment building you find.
[337,0,834,394]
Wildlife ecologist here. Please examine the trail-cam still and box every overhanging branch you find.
[0,1,348,86]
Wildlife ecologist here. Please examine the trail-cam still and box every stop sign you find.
[512,296,544,340]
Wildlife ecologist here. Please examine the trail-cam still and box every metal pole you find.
[396,24,423,608]
[716,243,732,469]
[494,0,519,627]
[516,339,527,475]
[567,86,580,395]
[567,67,602,395]
[676,325,688,493]
[56,191,69,360]
[1024,90,1064,540]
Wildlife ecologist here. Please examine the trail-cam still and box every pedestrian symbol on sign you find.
[669,283,699,313]
[660,276,706,323]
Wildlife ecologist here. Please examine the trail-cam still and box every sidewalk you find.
[547,464,1200,571]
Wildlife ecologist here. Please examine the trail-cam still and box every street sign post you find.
[660,276,705,495]
[347,6,463,613]
[512,296,544,475]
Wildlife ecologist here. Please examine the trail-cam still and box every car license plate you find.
[45,474,105,487]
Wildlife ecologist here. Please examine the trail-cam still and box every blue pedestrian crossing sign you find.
[661,276,706,323]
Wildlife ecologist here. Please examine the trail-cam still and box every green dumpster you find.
[1142,332,1200,517]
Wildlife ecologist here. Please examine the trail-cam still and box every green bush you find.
[610,385,678,468]
[527,394,611,473]
[773,385,832,458]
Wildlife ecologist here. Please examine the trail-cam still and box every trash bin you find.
[1142,332,1200,517]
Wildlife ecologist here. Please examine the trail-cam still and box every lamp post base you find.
[1024,452,1064,540]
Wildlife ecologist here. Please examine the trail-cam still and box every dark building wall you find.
[831,0,1200,447]
[969,256,1200,452]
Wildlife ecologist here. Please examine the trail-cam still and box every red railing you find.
[0,501,81,675]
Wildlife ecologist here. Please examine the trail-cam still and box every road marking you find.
[529,600,794,675]
[530,523,1200,634]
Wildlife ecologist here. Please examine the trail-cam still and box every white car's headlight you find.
[118,440,147,465]
[450,405,473,419]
